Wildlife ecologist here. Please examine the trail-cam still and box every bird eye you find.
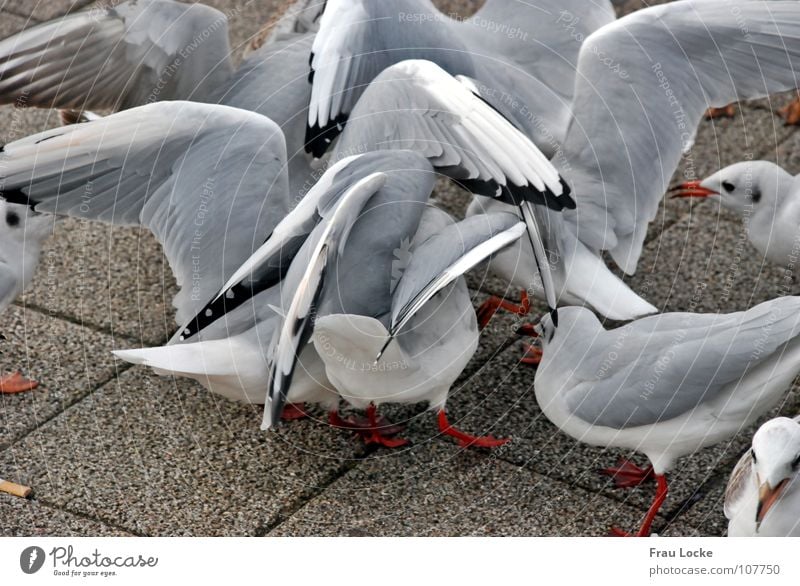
[5,212,20,227]
[722,181,735,193]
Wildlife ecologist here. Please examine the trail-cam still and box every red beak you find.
[670,180,719,199]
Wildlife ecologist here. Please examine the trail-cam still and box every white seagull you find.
[304,0,658,326]
[672,161,800,275]
[534,298,800,536]
[725,415,800,536]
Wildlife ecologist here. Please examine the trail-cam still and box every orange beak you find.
[756,478,789,530]
[669,180,719,199]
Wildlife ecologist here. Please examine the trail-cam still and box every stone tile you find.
[271,442,649,536]
[0,305,119,449]
[0,9,33,37]
[0,367,363,536]
[20,220,179,346]
[403,342,742,531]
[431,0,484,19]
[2,0,94,22]
[0,494,131,536]
[199,0,296,65]
[614,0,675,18]
[629,206,793,315]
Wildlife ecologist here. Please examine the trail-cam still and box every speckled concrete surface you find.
[0,0,798,538]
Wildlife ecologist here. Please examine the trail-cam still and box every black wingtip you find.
[456,179,573,212]
[0,187,36,209]
[550,307,559,327]
[305,113,349,158]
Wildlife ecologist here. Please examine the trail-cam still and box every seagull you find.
[556,0,800,277]
[0,201,50,393]
[306,0,617,157]
[0,100,307,403]
[671,161,800,275]
[725,415,800,536]
[303,0,663,325]
[534,298,800,536]
[267,164,525,448]
[117,149,525,448]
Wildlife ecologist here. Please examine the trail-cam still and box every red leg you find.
[328,406,408,448]
[280,402,308,421]
[437,410,510,449]
[520,344,542,366]
[0,372,38,394]
[357,404,409,448]
[610,474,669,537]
[516,323,539,337]
[599,458,655,489]
[476,291,531,330]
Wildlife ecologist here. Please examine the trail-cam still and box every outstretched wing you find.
[562,0,800,273]
[0,0,233,111]
[305,0,474,156]
[0,101,290,323]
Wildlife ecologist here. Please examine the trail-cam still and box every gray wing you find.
[334,60,569,206]
[463,0,616,147]
[181,149,434,341]
[334,58,573,313]
[381,212,525,358]
[565,296,800,429]
[0,0,233,111]
[0,101,290,323]
[265,172,388,429]
[562,0,800,274]
[219,33,315,198]
[306,0,475,156]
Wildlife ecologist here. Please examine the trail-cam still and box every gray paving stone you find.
[199,0,296,65]
[20,220,179,346]
[271,442,649,536]
[0,367,364,536]
[0,494,131,536]
[629,206,795,316]
[404,342,736,528]
[0,304,119,449]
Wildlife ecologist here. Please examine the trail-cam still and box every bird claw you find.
[520,344,542,367]
[475,291,531,330]
[599,458,654,489]
[0,372,39,394]
[280,403,309,421]
[608,526,631,537]
[437,410,510,449]
[329,407,408,449]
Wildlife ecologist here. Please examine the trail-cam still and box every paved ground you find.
[0,0,799,537]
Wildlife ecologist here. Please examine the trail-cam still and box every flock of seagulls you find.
[1,0,800,536]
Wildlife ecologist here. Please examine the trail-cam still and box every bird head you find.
[0,200,52,313]
[670,161,791,215]
[750,417,800,530]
